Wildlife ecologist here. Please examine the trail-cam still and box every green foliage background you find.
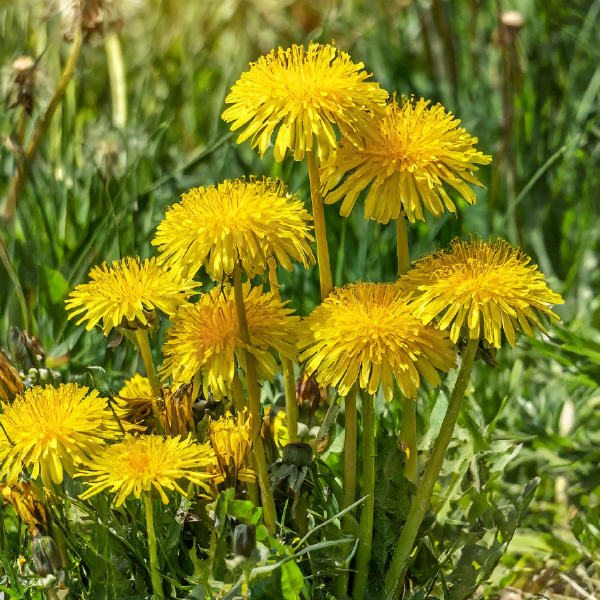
[1,0,599,597]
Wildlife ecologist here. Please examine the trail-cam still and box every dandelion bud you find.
[233,524,256,558]
[32,535,63,577]
[282,442,313,468]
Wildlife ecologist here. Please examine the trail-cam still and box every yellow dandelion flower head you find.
[66,257,198,336]
[402,238,564,348]
[209,411,255,484]
[299,282,456,400]
[161,283,299,398]
[152,178,315,281]
[222,42,389,163]
[0,384,126,487]
[321,97,492,224]
[78,435,216,506]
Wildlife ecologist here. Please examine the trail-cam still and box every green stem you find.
[233,264,277,532]
[4,29,82,222]
[396,215,410,277]
[266,257,299,443]
[380,337,479,600]
[282,356,298,443]
[352,393,375,600]
[134,328,163,423]
[336,384,359,598]
[306,150,333,300]
[144,493,164,600]
[105,32,127,129]
[400,397,418,485]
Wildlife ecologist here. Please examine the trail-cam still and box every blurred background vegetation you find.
[1,0,599,597]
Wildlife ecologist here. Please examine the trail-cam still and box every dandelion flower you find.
[209,412,255,485]
[162,284,299,398]
[321,98,492,224]
[299,282,456,400]
[0,384,126,487]
[78,435,215,506]
[66,257,198,336]
[402,238,564,348]
[222,43,388,162]
[153,178,314,280]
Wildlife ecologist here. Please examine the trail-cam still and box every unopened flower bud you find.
[282,442,313,467]
[32,535,63,577]
[233,524,256,558]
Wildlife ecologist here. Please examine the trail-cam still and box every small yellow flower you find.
[152,178,314,280]
[222,43,388,162]
[299,282,456,400]
[78,435,215,506]
[402,238,564,348]
[0,384,127,487]
[209,412,255,485]
[66,257,198,336]
[321,98,492,223]
[161,283,299,398]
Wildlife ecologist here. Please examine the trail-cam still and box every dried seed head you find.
[4,56,37,115]
[501,10,525,30]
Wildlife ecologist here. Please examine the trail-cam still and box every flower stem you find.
[266,256,298,442]
[380,337,479,600]
[396,214,410,277]
[352,392,375,600]
[134,328,162,423]
[4,29,82,222]
[282,356,298,442]
[105,32,127,129]
[396,215,418,483]
[144,493,164,600]
[233,264,277,532]
[306,150,333,300]
[336,384,359,599]
[400,397,418,484]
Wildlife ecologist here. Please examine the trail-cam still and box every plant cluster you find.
[0,40,565,600]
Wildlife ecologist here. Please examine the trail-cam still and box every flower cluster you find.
[0,40,565,600]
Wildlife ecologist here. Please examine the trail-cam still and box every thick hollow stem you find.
[233,264,277,532]
[396,215,410,277]
[282,357,298,443]
[336,385,359,598]
[352,393,376,600]
[400,396,418,485]
[266,257,299,443]
[343,385,358,512]
[380,337,479,600]
[144,493,164,600]
[134,328,162,422]
[306,150,333,300]
[4,29,82,222]
[105,32,127,129]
